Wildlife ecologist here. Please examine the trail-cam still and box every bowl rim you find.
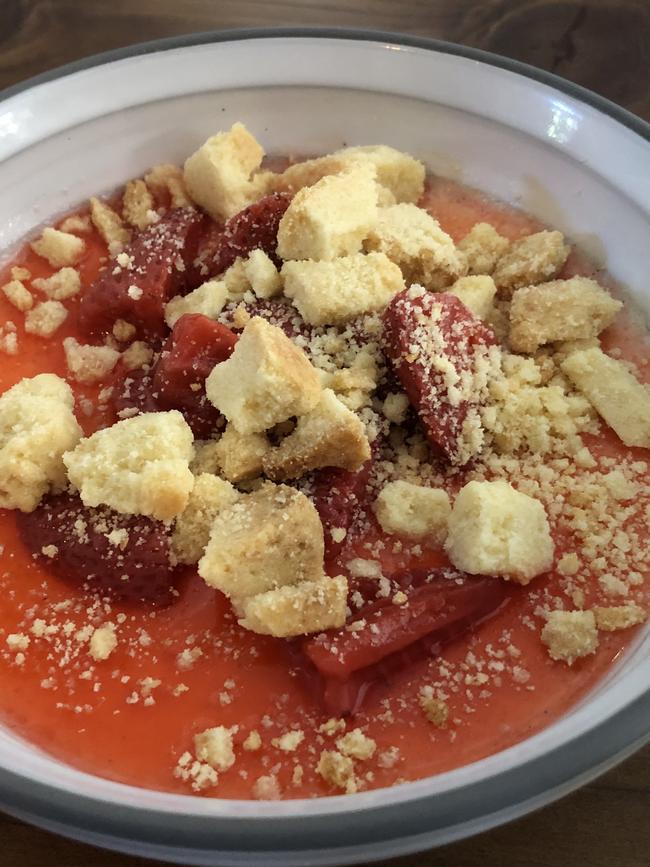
[0,25,649,863]
[0,25,648,142]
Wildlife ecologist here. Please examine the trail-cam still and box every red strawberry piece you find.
[310,445,378,563]
[199,193,291,280]
[112,365,158,418]
[16,493,179,606]
[185,220,226,290]
[152,314,237,438]
[382,289,497,465]
[79,208,206,339]
[300,572,509,715]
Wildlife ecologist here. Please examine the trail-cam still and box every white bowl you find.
[0,28,648,867]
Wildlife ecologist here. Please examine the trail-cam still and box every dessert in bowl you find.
[0,29,648,866]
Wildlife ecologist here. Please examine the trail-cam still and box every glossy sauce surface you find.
[0,178,647,799]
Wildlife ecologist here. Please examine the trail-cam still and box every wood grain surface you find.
[0,1,649,866]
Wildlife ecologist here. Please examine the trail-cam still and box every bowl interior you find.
[0,35,648,831]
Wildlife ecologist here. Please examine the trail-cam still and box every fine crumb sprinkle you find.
[272,730,305,752]
[336,729,377,760]
[6,633,30,651]
[419,687,449,727]
[318,718,346,736]
[176,647,203,670]
[316,750,358,793]
[593,604,647,632]
[541,610,599,664]
[193,726,235,772]
[252,774,281,800]
[243,730,262,751]
[89,624,117,661]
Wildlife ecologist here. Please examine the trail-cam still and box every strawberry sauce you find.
[0,176,647,800]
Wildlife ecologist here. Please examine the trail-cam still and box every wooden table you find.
[1,2,648,865]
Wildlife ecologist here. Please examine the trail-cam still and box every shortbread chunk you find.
[492,230,570,295]
[172,474,239,565]
[337,145,425,203]
[32,267,81,301]
[541,610,599,664]
[276,164,378,261]
[364,203,466,289]
[282,252,404,326]
[89,197,131,255]
[561,347,650,448]
[194,726,235,772]
[122,179,156,229]
[457,223,510,275]
[448,275,497,320]
[593,604,647,631]
[24,301,68,337]
[445,480,553,584]
[2,279,33,311]
[190,439,222,475]
[215,424,270,482]
[205,317,321,434]
[509,277,621,353]
[237,574,348,638]
[145,164,193,208]
[263,388,371,481]
[374,480,450,542]
[30,227,85,267]
[164,279,228,327]
[64,411,194,521]
[199,484,325,599]
[276,145,425,203]
[184,123,266,221]
[63,337,120,384]
[243,249,282,299]
[0,374,83,512]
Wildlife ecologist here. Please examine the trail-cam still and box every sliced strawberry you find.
[310,444,378,563]
[110,315,236,437]
[79,208,206,339]
[185,220,225,289]
[154,314,238,394]
[152,314,237,438]
[193,193,291,283]
[16,493,178,606]
[112,366,158,417]
[382,290,497,465]
[300,571,509,715]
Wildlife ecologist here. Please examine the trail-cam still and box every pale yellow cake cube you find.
[492,230,570,295]
[236,574,348,638]
[561,346,650,448]
[276,163,378,261]
[457,222,510,275]
[447,275,497,320]
[0,374,83,511]
[445,480,554,584]
[282,252,404,326]
[205,317,322,434]
[364,203,466,289]
[509,277,621,353]
[172,474,239,565]
[183,122,267,220]
[374,480,451,543]
[64,411,194,521]
[198,483,325,600]
[263,388,370,481]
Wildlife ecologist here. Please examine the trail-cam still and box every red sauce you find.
[0,177,648,799]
